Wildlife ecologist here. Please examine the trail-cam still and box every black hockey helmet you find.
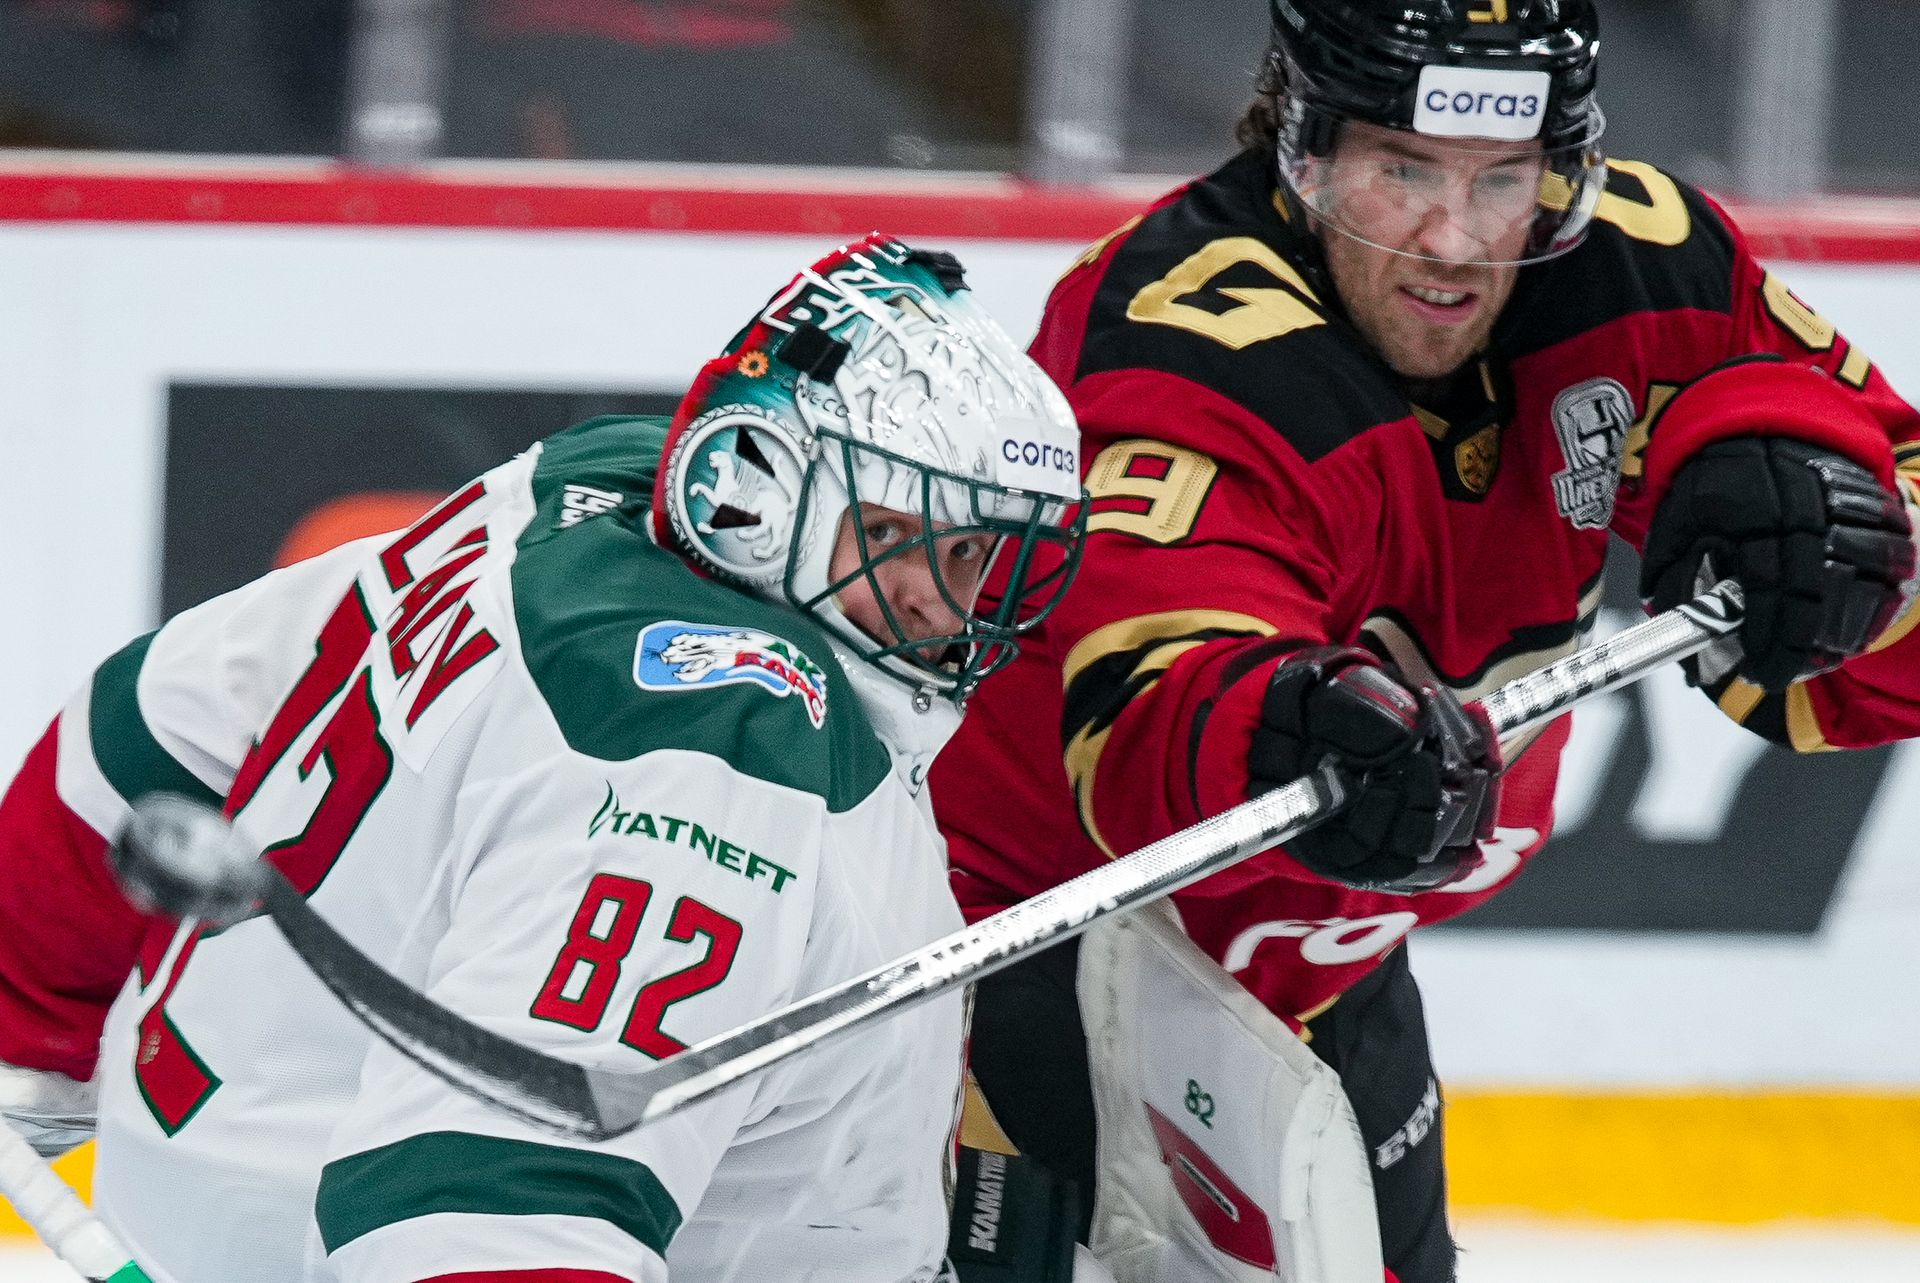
[1267,0,1608,266]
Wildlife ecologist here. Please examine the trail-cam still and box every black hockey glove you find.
[1641,437,1915,690]
[1247,646,1501,894]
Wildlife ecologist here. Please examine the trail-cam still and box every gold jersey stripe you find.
[1291,991,1342,1041]
[1064,214,1144,281]
[1066,718,1122,860]
[1716,677,1768,724]
[1868,581,1920,656]
[1881,460,1920,658]
[958,1074,1021,1157]
[1061,610,1278,693]
[1062,612,1278,858]
[1063,639,1208,857]
[1894,457,1920,524]
[1129,637,1211,682]
[1784,682,1839,753]
[1838,342,1874,389]
[1448,1090,1920,1223]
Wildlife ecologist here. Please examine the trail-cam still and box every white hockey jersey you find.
[52,417,966,1281]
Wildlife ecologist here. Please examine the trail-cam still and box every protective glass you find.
[789,429,1085,700]
[1280,105,1608,267]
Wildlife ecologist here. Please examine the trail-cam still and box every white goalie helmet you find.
[652,235,1088,708]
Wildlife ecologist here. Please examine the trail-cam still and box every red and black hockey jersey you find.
[932,147,1920,1026]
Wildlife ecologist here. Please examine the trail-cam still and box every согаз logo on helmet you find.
[1421,91,1541,120]
[1001,440,1078,472]
[1408,65,1555,143]
[633,620,830,728]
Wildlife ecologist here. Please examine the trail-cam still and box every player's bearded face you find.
[1316,122,1539,380]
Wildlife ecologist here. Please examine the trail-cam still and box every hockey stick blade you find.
[115,581,1744,1143]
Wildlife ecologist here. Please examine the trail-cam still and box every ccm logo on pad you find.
[1414,66,1550,140]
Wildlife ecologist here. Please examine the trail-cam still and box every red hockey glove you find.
[1640,437,1916,690]
[1248,647,1500,894]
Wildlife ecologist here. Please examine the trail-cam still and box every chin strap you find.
[820,632,961,796]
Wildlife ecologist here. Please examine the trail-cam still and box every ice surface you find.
[7,1220,1920,1280]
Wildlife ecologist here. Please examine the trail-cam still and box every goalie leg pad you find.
[1078,904,1383,1283]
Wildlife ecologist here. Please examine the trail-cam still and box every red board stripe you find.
[1,161,1918,261]
[0,164,1152,242]
[1727,204,1920,264]
[415,1273,634,1282]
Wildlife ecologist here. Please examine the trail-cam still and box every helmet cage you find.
[788,426,1085,701]
[657,234,1088,709]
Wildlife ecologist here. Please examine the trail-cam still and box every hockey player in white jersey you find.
[0,235,1088,1282]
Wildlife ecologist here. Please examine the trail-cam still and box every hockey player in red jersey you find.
[932,2,1920,1279]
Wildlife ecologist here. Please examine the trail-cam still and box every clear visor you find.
[1280,106,1607,268]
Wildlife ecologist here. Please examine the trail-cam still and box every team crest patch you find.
[633,620,829,728]
[1549,377,1634,529]
[1454,424,1501,496]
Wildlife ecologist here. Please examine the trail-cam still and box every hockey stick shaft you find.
[221,581,1744,1141]
[597,580,1746,1133]
[121,582,1743,1143]
[0,1125,151,1282]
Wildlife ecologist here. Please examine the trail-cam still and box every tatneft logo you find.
[1412,65,1551,141]
[589,783,798,893]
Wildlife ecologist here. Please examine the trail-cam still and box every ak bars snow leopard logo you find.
[1550,377,1634,529]
[633,620,830,728]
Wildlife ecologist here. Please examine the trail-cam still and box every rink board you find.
[9,1089,1920,1239]
[3,162,1920,1228]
